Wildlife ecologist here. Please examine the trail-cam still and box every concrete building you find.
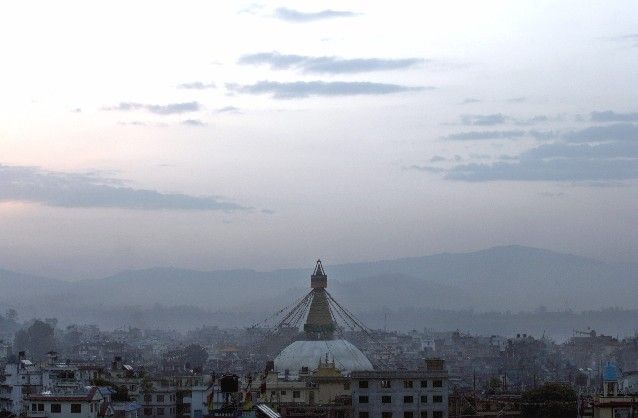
[259,357,352,417]
[589,362,638,418]
[112,402,142,418]
[351,359,449,418]
[139,387,177,418]
[24,386,104,418]
[621,371,638,395]
[1,356,45,415]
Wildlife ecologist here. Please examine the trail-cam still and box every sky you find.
[0,0,637,280]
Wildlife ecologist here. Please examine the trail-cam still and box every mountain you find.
[0,269,73,303]
[1,246,637,324]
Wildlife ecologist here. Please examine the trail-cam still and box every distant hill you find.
[2,246,637,324]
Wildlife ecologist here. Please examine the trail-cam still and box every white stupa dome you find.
[274,339,374,373]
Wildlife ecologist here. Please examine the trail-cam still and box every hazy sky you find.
[1,1,637,279]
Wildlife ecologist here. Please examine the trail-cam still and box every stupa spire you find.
[304,259,336,339]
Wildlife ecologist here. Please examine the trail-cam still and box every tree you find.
[488,377,502,391]
[111,385,130,402]
[13,320,56,361]
[182,344,208,369]
[521,382,577,418]
[6,309,18,322]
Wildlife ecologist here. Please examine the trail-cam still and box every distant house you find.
[24,386,104,418]
[111,402,141,418]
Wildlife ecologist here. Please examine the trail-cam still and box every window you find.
[31,404,36,412]
[420,412,428,418]
[293,391,300,399]
[358,396,369,404]
[157,395,164,402]
[271,391,276,396]
[71,404,82,413]
[359,413,369,418]
[404,380,413,388]
[420,395,428,403]
[381,379,392,388]
[404,413,414,418]
[432,412,443,418]
[144,394,152,403]
[90,403,93,413]
[433,380,443,388]
[144,408,153,416]
[280,390,286,395]
[420,380,427,388]
[38,404,44,412]
[433,395,443,403]
[344,382,350,390]
[157,407,164,415]
[382,395,392,404]
[358,380,368,389]
[51,404,61,413]
[382,413,393,418]
[404,396,414,403]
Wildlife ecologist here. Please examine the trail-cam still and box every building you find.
[588,362,638,418]
[1,355,45,415]
[24,386,104,418]
[112,402,142,418]
[273,260,374,375]
[259,357,352,417]
[139,386,177,418]
[351,359,449,418]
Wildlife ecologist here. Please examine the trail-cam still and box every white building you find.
[24,386,104,418]
[351,359,449,418]
[0,353,89,416]
[1,358,43,415]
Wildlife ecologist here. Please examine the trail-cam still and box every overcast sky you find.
[1,1,637,279]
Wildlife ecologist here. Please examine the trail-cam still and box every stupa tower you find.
[303,260,336,339]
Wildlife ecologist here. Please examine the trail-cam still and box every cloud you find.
[429,155,447,162]
[444,130,526,140]
[419,123,638,182]
[591,110,638,122]
[507,97,526,103]
[538,191,566,197]
[407,165,445,174]
[216,106,241,114]
[226,80,426,99]
[524,140,638,159]
[564,123,638,143]
[460,114,507,126]
[0,164,245,211]
[458,113,551,127]
[274,7,358,22]
[529,130,559,140]
[105,102,202,115]
[441,159,638,182]
[181,119,206,126]
[177,82,216,89]
[238,52,423,74]
[514,115,550,126]
[608,33,638,47]
[460,98,481,104]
